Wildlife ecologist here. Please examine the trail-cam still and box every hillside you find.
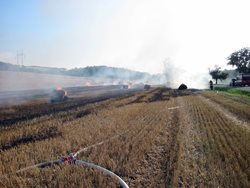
[0,62,151,81]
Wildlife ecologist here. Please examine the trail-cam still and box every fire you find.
[128,82,133,89]
[55,86,68,97]
[51,87,68,103]
[85,81,92,86]
[56,86,62,90]
[64,91,68,96]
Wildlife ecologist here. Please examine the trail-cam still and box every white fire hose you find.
[76,160,129,188]
[15,158,129,188]
[11,130,131,188]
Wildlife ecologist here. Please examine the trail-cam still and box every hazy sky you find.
[1,0,250,75]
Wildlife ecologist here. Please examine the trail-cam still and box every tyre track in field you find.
[173,96,206,187]
[201,92,250,122]
[199,95,250,170]
[173,95,250,187]
[200,95,249,187]
[199,95,250,131]
[193,98,246,187]
[125,98,180,187]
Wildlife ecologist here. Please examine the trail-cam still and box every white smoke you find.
[163,58,209,89]
[0,52,16,64]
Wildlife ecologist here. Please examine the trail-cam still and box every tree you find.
[209,66,228,84]
[227,47,250,73]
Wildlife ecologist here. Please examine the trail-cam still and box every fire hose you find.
[12,130,131,188]
[16,158,129,188]
[76,160,129,188]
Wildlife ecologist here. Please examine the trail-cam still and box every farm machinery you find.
[230,74,250,87]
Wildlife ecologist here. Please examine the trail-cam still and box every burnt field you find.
[0,87,249,187]
[0,85,134,106]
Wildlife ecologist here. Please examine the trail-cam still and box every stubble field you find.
[0,87,249,187]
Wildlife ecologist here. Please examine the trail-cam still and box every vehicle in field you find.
[50,89,68,103]
[230,74,250,86]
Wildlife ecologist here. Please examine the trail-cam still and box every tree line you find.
[0,62,151,81]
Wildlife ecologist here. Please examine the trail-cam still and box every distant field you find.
[0,71,112,92]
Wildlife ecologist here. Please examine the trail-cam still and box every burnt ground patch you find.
[0,89,140,127]
[0,126,62,151]
[147,88,171,102]
[74,109,92,119]
[170,89,194,97]
[125,88,171,105]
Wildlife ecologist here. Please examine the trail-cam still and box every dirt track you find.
[0,88,249,187]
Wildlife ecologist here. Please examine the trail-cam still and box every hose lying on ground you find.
[11,130,131,188]
[76,160,129,188]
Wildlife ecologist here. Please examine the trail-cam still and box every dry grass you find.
[173,95,250,187]
[201,91,250,122]
[0,88,249,187]
[0,88,178,187]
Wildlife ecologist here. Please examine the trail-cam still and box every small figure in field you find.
[209,80,213,90]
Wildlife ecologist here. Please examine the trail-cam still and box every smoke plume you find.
[163,58,209,89]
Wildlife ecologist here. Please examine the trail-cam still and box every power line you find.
[16,50,24,67]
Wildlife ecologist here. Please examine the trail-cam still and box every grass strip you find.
[214,87,250,99]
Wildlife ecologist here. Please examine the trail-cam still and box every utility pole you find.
[16,50,19,67]
[16,50,24,68]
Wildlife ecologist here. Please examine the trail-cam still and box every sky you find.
[1,0,250,86]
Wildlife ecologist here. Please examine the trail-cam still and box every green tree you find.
[227,47,250,73]
[209,66,228,84]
